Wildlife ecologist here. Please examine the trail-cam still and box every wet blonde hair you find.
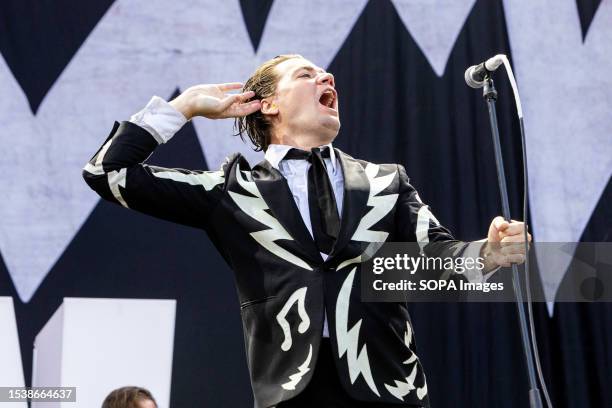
[234,54,303,151]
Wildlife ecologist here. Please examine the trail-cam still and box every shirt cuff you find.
[461,239,500,284]
[129,96,188,144]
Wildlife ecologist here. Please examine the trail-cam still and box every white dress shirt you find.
[264,145,345,338]
[264,143,345,251]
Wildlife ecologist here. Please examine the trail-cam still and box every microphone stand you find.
[482,77,543,408]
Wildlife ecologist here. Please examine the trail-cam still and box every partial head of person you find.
[101,386,157,408]
[236,54,339,152]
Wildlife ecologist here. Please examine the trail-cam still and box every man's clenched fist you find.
[482,216,532,271]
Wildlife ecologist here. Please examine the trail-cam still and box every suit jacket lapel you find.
[252,159,323,264]
[329,149,370,259]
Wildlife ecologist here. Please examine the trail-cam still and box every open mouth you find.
[318,89,336,110]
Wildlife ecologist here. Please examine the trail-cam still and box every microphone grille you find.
[464,66,484,89]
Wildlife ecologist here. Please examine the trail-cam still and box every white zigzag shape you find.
[337,164,398,271]
[107,168,129,208]
[0,0,369,302]
[502,0,612,315]
[404,321,413,347]
[151,169,224,191]
[384,321,427,401]
[415,205,440,255]
[353,164,399,242]
[281,344,313,390]
[417,381,428,400]
[336,267,380,396]
[2,0,607,318]
[385,365,418,400]
[391,0,477,76]
[228,165,311,271]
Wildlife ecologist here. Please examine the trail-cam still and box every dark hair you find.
[234,54,302,151]
[101,386,157,408]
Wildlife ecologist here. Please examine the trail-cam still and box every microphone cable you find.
[498,55,554,408]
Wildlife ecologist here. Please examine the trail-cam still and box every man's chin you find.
[321,115,341,132]
[320,121,340,143]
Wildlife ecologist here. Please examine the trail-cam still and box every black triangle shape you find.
[239,0,275,52]
[576,0,602,41]
[7,192,249,399]
[0,0,115,114]
[330,0,524,240]
[0,91,229,393]
[0,251,18,297]
[580,174,612,242]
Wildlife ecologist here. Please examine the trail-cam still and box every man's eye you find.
[299,73,311,78]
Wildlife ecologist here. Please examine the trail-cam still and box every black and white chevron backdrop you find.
[1,0,610,407]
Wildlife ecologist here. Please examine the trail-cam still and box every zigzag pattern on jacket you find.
[228,163,312,271]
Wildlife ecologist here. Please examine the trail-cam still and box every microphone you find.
[464,54,506,88]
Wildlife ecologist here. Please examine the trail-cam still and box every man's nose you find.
[318,72,335,87]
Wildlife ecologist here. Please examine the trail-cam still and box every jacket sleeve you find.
[395,164,491,282]
[82,120,227,229]
[395,164,466,256]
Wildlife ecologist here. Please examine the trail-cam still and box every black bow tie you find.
[285,147,340,255]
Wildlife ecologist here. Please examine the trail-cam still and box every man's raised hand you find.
[169,83,261,120]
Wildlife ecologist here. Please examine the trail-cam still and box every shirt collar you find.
[265,143,337,171]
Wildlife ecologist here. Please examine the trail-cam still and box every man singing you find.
[83,54,530,407]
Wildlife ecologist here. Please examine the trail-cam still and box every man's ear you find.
[261,98,279,116]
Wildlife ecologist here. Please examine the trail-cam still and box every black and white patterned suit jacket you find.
[83,120,473,408]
